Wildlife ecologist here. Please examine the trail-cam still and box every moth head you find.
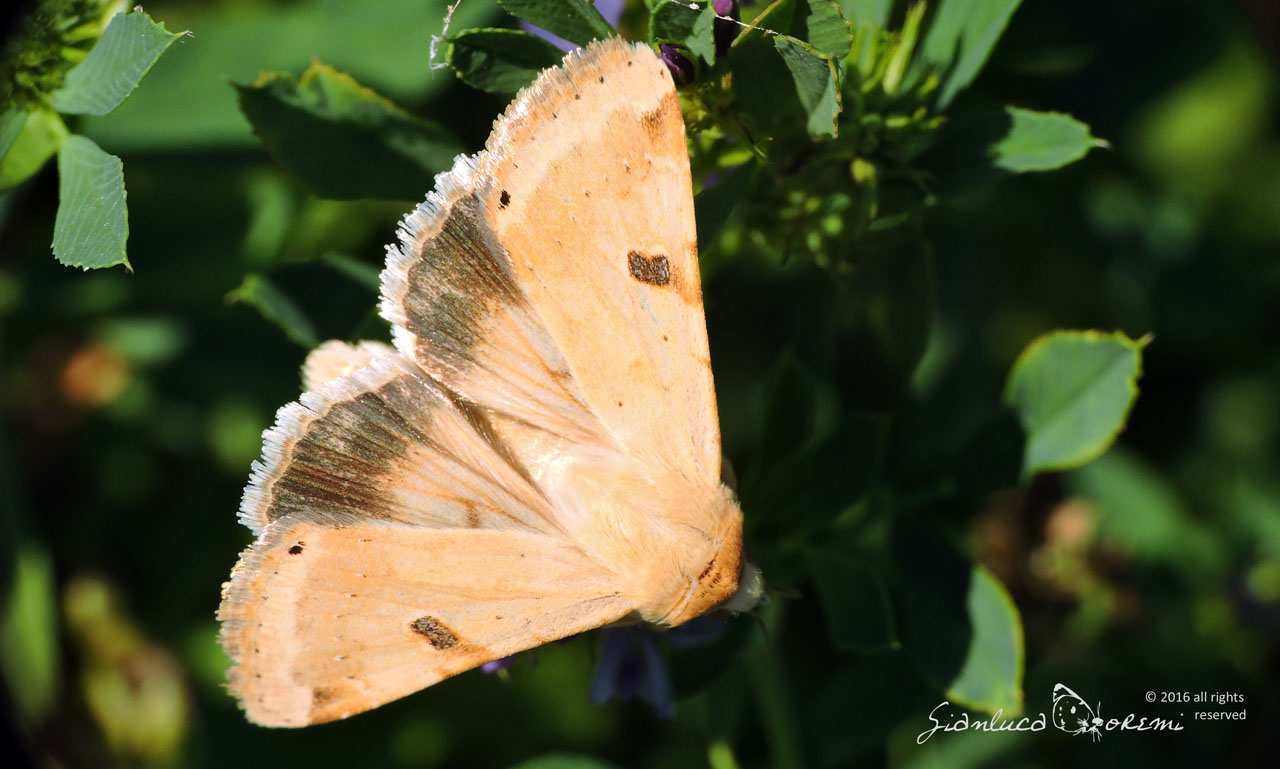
[656,488,764,627]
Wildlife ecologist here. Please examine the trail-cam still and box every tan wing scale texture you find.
[383,38,722,481]
[219,518,630,725]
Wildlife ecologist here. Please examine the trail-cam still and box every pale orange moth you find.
[218,37,763,727]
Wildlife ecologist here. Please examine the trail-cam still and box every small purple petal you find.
[481,653,521,674]
[521,0,627,53]
[712,0,738,16]
[659,43,694,85]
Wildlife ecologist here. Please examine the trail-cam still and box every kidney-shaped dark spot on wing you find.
[627,251,671,286]
[410,615,459,649]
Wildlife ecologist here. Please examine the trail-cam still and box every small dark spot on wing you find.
[312,686,336,705]
[627,251,672,286]
[410,615,459,649]
[288,543,304,555]
[499,190,510,208]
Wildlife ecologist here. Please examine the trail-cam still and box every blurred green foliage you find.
[1,1,1278,768]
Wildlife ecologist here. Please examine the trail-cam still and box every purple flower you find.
[521,0,627,52]
[587,619,725,719]
[713,0,741,55]
[588,627,676,719]
[659,43,695,85]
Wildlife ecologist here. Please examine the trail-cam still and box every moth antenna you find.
[748,607,771,647]
[764,579,800,601]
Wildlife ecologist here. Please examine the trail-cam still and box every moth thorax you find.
[641,486,754,628]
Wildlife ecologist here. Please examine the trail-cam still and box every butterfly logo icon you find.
[1052,683,1104,742]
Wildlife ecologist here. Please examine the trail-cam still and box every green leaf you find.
[509,755,623,769]
[0,109,69,193]
[746,410,890,532]
[929,107,1103,193]
[756,350,820,478]
[497,0,616,47]
[774,37,842,139]
[0,544,60,726]
[235,62,464,200]
[0,110,27,162]
[651,0,717,65]
[732,0,797,47]
[843,241,936,394]
[802,0,853,59]
[919,0,1023,109]
[839,0,892,30]
[695,162,756,249]
[48,10,184,116]
[808,551,897,652]
[1072,448,1221,571]
[733,0,850,57]
[988,107,1106,172]
[896,525,1024,714]
[808,652,932,765]
[447,28,564,93]
[52,136,129,270]
[729,35,803,141]
[1003,330,1147,477]
[322,252,382,293]
[228,274,320,348]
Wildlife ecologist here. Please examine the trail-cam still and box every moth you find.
[218,38,763,727]
[1052,683,1104,741]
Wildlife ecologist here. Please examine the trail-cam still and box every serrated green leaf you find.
[1004,330,1146,477]
[228,274,320,348]
[509,756,623,769]
[803,0,853,59]
[498,0,616,47]
[988,107,1104,172]
[729,34,804,141]
[0,109,69,193]
[774,37,842,139]
[734,0,849,56]
[919,0,1023,108]
[49,10,183,116]
[897,525,1024,715]
[52,136,129,270]
[235,62,464,200]
[448,28,564,93]
[732,0,797,47]
[651,1,717,65]
[809,552,896,652]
